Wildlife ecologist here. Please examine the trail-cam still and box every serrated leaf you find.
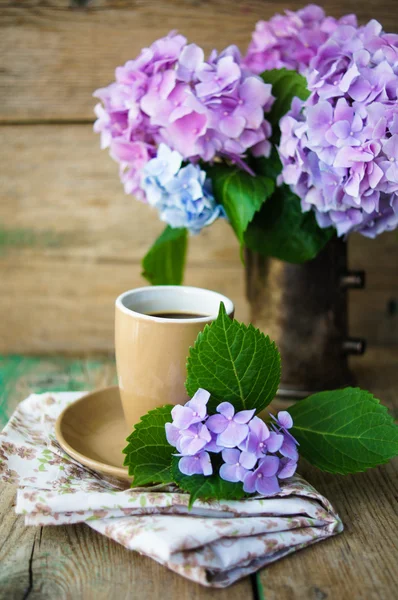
[208,165,274,242]
[244,184,334,263]
[171,455,247,507]
[261,68,310,142]
[123,405,174,486]
[142,225,188,285]
[186,303,281,413]
[289,388,398,474]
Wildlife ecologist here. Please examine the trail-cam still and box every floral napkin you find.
[0,392,343,588]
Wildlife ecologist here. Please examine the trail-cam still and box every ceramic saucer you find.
[55,386,131,481]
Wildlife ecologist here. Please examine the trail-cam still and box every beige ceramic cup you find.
[115,286,234,428]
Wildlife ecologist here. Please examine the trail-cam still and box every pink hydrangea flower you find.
[94,33,274,202]
[243,4,357,76]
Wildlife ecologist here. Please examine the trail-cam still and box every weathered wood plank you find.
[258,460,398,600]
[0,253,396,354]
[0,126,241,265]
[1,0,397,121]
[0,124,396,352]
[259,353,398,600]
[0,257,250,354]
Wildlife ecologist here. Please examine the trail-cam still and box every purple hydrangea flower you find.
[178,451,213,476]
[243,5,357,76]
[278,457,298,479]
[142,144,225,234]
[177,423,212,455]
[94,33,274,203]
[206,402,256,448]
[278,21,398,238]
[169,387,210,430]
[239,415,270,457]
[270,411,299,461]
[219,448,257,482]
[243,455,281,495]
[165,389,298,497]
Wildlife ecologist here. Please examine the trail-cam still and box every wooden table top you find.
[0,348,397,599]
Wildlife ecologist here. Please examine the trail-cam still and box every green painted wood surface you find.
[0,355,117,427]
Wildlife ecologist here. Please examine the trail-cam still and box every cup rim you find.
[115,285,234,324]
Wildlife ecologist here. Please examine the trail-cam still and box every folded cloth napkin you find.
[0,392,343,588]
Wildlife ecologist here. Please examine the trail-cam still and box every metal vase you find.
[245,237,366,398]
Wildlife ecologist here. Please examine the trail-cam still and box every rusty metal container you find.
[245,238,366,398]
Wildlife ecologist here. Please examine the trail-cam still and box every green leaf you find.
[289,387,398,474]
[244,184,334,263]
[261,68,310,142]
[208,165,274,242]
[141,225,188,285]
[171,455,247,507]
[186,303,280,413]
[123,405,174,486]
[250,147,283,181]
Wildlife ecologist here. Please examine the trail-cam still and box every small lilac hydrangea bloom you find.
[206,402,256,448]
[165,389,299,494]
[271,411,299,461]
[243,5,357,76]
[142,144,225,234]
[177,423,212,456]
[178,451,213,476]
[243,455,281,495]
[169,387,210,430]
[239,415,270,457]
[278,20,398,238]
[166,388,213,476]
[219,448,257,482]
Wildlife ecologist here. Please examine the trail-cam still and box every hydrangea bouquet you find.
[123,304,398,504]
[94,5,398,284]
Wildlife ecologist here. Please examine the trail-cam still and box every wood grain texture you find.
[0,124,396,352]
[0,257,249,354]
[1,0,397,121]
[0,485,251,599]
[259,348,398,600]
[0,348,397,598]
[258,460,398,600]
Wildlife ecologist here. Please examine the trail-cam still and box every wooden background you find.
[1,0,397,355]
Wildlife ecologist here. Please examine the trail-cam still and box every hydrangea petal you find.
[217,421,249,448]
[222,448,240,464]
[277,411,293,429]
[171,405,196,429]
[256,474,280,495]
[266,432,284,453]
[258,455,280,477]
[216,402,235,419]
[206,414,228,434]
[220,463,241,482]
[233,409,256,424]
[240,450,257,470]
[278,458,298,479]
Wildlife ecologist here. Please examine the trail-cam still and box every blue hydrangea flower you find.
[141,143,225,234]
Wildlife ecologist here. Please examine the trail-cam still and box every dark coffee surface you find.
[148,312,206,319]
